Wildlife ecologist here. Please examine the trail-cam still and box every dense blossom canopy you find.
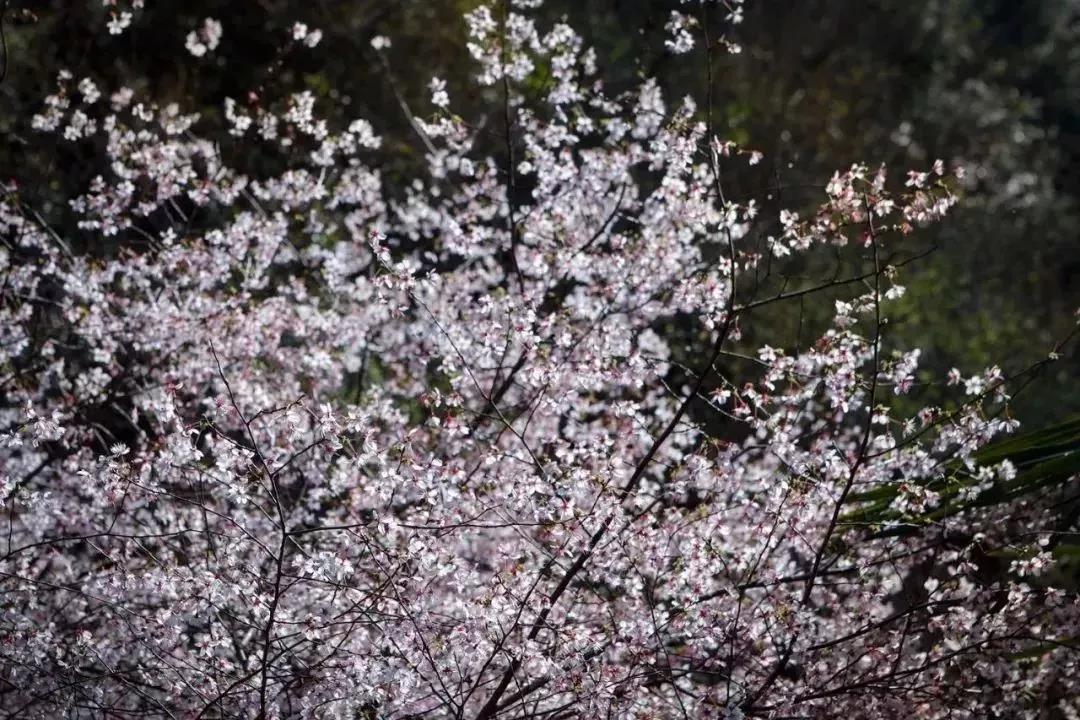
[1,1,1077,718]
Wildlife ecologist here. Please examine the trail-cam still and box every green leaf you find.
[842,416,1080,534]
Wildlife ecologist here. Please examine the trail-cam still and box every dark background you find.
[1,0,1076,426]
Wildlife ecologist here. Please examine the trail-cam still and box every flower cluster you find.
[1,1,1076,719]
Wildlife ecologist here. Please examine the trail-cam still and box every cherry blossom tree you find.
[1,1,1078,718]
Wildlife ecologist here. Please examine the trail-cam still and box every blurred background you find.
[1,0,1077,427]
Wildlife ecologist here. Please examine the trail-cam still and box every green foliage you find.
[843,416,1080,535]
